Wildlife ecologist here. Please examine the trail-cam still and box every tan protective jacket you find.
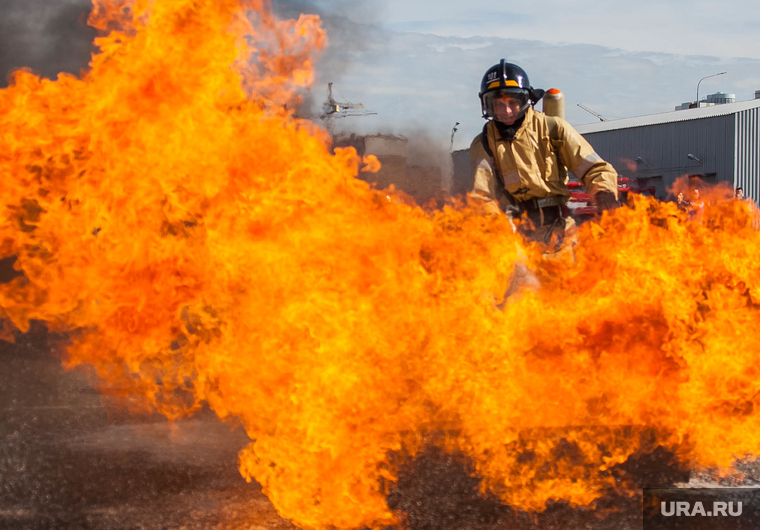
[469,107,618,215]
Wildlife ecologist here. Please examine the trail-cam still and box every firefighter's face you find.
[492,94,523,125]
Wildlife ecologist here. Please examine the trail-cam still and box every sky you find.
[298,0,760,151]
[3,0,760,153]
[375,0,760,59]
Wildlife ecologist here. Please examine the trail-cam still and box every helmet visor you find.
[483,89,530,122]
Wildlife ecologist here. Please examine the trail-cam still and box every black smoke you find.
[1,0,97,86]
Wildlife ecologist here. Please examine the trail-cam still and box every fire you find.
[3,1,760,529]
[620,157,639,173]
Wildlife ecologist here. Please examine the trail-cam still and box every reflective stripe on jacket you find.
[469,107,618,213]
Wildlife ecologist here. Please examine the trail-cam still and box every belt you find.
[517,195,566,212]
[515,196,566,229]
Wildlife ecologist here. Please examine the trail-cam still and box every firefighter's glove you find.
[595,191,619,213]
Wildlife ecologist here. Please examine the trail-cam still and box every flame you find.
[4,1,760,529]
[619,157,638,173]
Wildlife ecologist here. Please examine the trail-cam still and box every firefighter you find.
[469,60,619,246]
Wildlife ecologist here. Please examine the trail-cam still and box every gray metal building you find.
[576,98,760,202]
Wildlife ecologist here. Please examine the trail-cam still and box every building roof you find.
[575,98,760,134]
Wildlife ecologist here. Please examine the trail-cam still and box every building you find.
[706,92,736,105]
[675,91,737,111]
[576,96,760,202]
[450,149,471,197]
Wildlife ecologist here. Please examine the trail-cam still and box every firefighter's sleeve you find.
[555,119,619,199]
[467,134,503,215]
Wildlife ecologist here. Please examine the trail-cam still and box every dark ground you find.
[0,322,296,530]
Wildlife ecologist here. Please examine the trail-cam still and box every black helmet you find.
[479,59,545,120]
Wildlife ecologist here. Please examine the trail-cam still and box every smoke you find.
[370,125,455,194]
[0,0,97,86]
[270,0,387,118]
[271,0,382,64]
[405,129,454,192]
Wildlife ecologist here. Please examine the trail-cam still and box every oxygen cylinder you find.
[542,88,565,120]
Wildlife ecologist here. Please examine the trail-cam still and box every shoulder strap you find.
[480,122,493,158]
[480,122,500,186]
[544,115,568,179]
[480,121,517,207]
[545,115,560,142]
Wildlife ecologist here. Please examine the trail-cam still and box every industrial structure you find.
[576,94,760,202]
[317,83,376,133]
[317,84,445,203]
[333,133,444,204]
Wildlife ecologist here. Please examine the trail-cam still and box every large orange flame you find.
[3,1,760,528]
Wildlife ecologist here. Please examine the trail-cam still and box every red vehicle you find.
[568,177,656,220]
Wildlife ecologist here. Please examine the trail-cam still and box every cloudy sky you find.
[3,0,760,152]
[301,0,760,150]
[376,0,760,58]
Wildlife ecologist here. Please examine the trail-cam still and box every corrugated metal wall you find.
[735,107,760,202]
[582,115,736,200]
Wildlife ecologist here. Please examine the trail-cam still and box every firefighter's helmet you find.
[479,60,545,120]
